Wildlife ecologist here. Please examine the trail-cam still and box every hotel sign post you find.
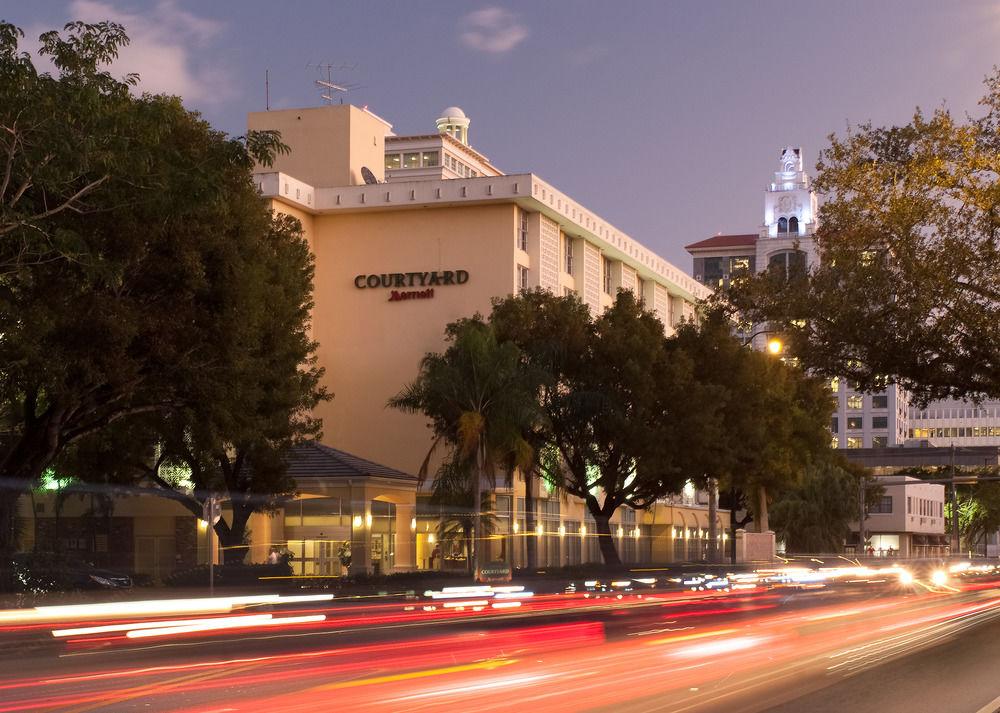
[354,270,469,302]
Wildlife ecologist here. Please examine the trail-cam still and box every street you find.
[2,567,999,712]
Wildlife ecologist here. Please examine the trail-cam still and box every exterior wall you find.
[306,204,517,476]
[831,380,910,449]
[248,105,390,189]
[854,477,946,558]
[19,493,198,582]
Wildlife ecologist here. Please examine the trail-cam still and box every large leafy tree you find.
[770,459,877,554]
[725,72,1000,403]
[59,214,326,564]
[671,308,836,540]
[389,320,540,576]
[494,290,715,566]
[0,21,288,555]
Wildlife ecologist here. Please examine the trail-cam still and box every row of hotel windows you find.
[913,407,1000,419]
[385,150,481,178]
[516,211,613,296]
[515,257,631,298]
[832,436,888,448]
[833,416,889,431]
[910,426,1000,439]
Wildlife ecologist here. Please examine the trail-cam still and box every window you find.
[872,395,888,409]
[847,416,863,430]
[563,287,576,297]
[403,152,420,169]
[778,217,788,234]
[421,151,439,167]
[872,416,888,429]
[517,265,529,292]
[907,496,912,514]
[870,496,893,514]
[385,153,401,170]
[518,210,529,251]
[830,377,840,392]
[564,237,574,274]
[767,249,806,278]
[831,436,839,448]
[703,257,723,285]
[847,395,863,410]
[731,257,750,273]
[603,257,613,294]
[831,416,839,433]
[788,216,799,234]
[872,435,888,448]
[846,437,863,449]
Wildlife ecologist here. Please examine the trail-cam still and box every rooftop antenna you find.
[361,166,378,185]
[306,61,361,104]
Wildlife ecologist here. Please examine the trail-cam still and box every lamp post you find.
[725,328,783,566]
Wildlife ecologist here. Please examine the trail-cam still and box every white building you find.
[686,147,910,449]
[858,476,947,558]
[908,399,1000,447]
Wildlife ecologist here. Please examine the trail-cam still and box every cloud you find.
[458,7,528,54]
[30,0,232,107]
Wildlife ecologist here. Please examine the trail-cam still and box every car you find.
[8,554,132,592]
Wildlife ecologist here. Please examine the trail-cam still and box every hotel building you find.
[242,103,724,575]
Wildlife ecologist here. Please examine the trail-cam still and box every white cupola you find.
[436,106,471,145]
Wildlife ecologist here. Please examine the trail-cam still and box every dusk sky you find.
[5,0,998,269]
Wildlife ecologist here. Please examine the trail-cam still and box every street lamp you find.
[723,330,784,566]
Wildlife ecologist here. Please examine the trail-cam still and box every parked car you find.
[8,554,132,592]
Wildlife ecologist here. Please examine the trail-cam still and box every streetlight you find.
[724,329,784,565]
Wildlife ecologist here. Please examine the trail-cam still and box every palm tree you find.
[389,319,539,578]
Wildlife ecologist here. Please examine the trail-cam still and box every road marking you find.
[306,658,517,691]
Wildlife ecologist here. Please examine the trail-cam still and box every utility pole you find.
[707,477,718,564]
[951,444,960,557]
[203,495,220,596]
[858,477,867,556]
[729,487,737,566]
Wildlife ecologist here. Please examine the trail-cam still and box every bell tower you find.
[761,147,818,239]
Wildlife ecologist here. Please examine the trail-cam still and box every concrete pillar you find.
[394,503,416,572]
[348,486,372,575]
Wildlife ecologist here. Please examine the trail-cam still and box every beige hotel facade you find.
[239,103,727,575]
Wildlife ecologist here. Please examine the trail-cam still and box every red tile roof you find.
[684,233,758,251]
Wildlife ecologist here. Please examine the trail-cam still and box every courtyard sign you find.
[354,270,470,303]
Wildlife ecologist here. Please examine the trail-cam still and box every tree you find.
[0,21,289,556]
[724,71,1000,403]
[494,290,714,566]
[57,213,325,564]
[489,289,593,570]
[958,475,1000,552]
[671,308,835,539]
[770,459,876,553]
[389,320,539,577]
